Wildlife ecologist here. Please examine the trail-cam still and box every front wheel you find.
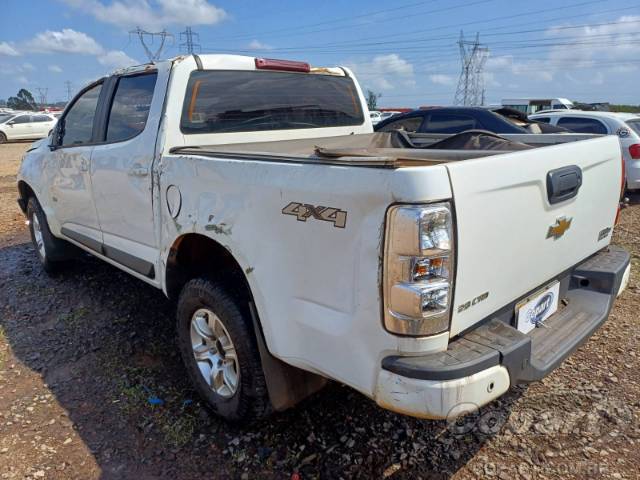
[0,132,6,144]
[176,278,270,421]
[27,197,74,274]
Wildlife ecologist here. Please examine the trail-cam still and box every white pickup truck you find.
[17,55,631,422]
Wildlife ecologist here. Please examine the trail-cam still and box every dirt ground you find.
[0,142,638,479]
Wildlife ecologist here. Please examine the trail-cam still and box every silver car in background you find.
[530,110,640,191]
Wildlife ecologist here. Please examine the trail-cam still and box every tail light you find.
[629,144,640,159]
[383,203,454,336]
[255,58,310,73]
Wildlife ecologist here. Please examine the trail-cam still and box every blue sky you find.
[1,0,639,106]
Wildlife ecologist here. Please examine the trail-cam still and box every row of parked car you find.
[0,110,59,143]
[370,106,640,191]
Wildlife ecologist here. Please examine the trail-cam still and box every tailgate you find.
[446,136,622,336]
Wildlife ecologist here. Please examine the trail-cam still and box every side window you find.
[422,113,477,133]
[378,116,423,132]
[33,115,52,122]
[11,115,31,124]
[556,117,607,134]
[105,73,157,143]
[62,84,102,146]
[534,117,551,123]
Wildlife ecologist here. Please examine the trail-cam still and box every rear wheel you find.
[176,278,270,421]
[0,132,6,144]
[27,197,74,274]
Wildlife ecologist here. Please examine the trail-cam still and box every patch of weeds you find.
[105,342,200,447]
[160,412,196,447]
[117,382,148,414]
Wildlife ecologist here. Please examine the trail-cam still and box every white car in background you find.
[531,111,640,191]
[369,110,382,125]
[0,112,57,143]
[379,111,402,121]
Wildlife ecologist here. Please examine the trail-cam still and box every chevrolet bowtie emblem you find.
[547,216,572,239]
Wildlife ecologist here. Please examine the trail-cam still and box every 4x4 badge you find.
[282,202,347,228]
[547,216,572,239]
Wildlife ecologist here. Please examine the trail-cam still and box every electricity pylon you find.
[129,27,174,62]
[454,32,489,106]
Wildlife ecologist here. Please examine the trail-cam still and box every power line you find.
[180,26,201,54]
[209,0,493,42]
[129,27,174,62]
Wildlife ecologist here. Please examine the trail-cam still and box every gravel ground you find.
[0,142,639,479]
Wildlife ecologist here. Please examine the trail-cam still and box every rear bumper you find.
[376,246,630,419]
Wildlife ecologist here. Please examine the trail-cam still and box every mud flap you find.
[249,302,328,411]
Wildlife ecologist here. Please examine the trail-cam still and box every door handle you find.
[129,165,149,177]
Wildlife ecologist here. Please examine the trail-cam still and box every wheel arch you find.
[165,232,252,302]
[165,232,328,411]
[17,179,36,214]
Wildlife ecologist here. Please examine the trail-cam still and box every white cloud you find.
[62,0,226,30]
[371,54,414,76]
[21,28,140,74]
[429,74,455,86]
[247,40,273,51]
[345,54,415,91]
[0,42,19,56]
[16,75,29,85]
[484,72,501,88]
[545,15,640,75]
[0,63,34,76]
[98,50,139,69]
[25,29,103,55]
[486,55,554,82]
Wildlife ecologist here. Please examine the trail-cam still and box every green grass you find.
[111,358,199,447]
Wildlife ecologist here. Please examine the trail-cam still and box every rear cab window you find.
[180,70,364,134]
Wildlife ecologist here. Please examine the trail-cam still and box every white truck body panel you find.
[16,54,629,419]
[158,153,453,394]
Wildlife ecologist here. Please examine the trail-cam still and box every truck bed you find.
[169,131,599,168]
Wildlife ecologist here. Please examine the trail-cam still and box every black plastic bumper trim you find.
[61,227,102,253]
[382,246,630,384]
[103,245,155,279]
[60,227,155,279]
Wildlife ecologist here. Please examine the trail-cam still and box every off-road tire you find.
[26,196,74,274]
[0,132,6,144]
[176,278,270,422]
